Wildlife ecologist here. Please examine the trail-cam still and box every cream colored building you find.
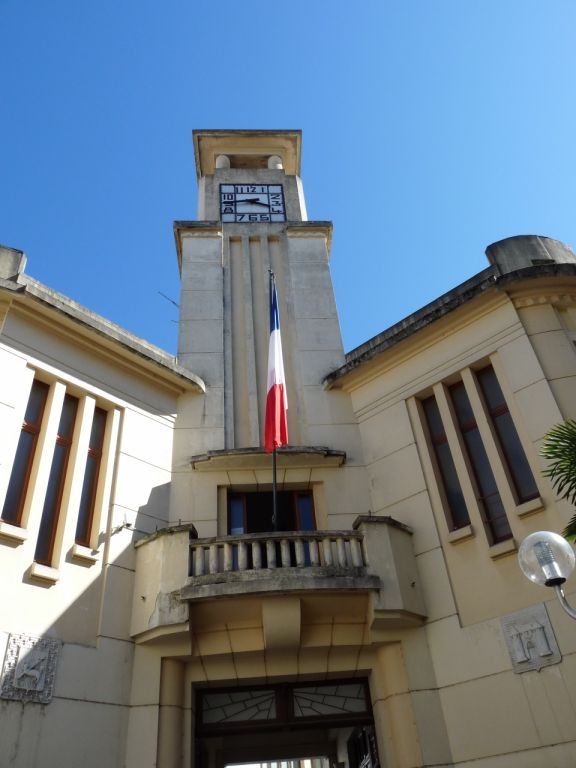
[1,130,576,768]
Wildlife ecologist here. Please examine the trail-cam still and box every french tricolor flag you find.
[264,274,288,453]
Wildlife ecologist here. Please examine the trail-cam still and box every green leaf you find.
[541,420,576,538]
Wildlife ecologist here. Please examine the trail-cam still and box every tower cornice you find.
[193,130,302,178]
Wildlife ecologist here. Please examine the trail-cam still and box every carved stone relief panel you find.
[1,633,61,704]
[501,604,561,673]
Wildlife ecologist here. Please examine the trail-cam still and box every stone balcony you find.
[184,529,379,600]
[130,516,427,642]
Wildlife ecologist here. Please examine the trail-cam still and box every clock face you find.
[220,184,286,223]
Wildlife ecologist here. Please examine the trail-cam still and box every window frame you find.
[0,373,119,569]
[75,406,108,547]
[227,489,317,535]
[1,379,50,527]
[34,393,79,565]
[413,360,541,548]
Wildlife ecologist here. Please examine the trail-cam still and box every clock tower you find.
[173,130,363,510]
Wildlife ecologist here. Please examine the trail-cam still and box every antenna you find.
[158,291,179,309]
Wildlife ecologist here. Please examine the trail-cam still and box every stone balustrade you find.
[189,530,366,577]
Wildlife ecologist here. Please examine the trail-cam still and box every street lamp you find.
[518,531,576,620]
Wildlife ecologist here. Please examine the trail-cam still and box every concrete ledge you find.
[181,568,380,601]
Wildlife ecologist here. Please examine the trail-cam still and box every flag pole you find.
[272,447,278,531]
[270,270,278,531]
[265,268,288,532]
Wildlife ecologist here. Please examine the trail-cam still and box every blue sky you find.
[2,1,576,354]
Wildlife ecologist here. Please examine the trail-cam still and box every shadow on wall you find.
[0,479,179,765]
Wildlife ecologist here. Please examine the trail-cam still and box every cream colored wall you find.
[0,311,186,768]
[341,289,576,766]
[172,225,371,535]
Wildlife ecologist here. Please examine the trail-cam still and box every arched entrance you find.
[195,680,380,768]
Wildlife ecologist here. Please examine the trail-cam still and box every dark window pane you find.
[436,443,469,528]
[229,496,245,535]
[449,382,511,543]
[450,382,475,426]
[297,493,315,531]
[422,396,445,439]
[75,456,99,545]
[25,381,49,425]
[228,491,316,535]
[464,430,498,500]
[1,381,49,525]
[89,408,107,450]
[75,408,107,545]
[35,444,67,563]
[422,396,470,530]
[483,493,511,542]
[34,395,78,564]
[476,366,538,503]
[58,396,77,438]
[2,434,36,524]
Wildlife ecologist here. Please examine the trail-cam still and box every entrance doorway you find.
[195,680,380,768]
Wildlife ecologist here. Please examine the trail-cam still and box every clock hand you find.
[239,197,270,207]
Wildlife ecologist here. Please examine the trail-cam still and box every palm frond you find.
[541,419,576,538]
[563,512,576,542]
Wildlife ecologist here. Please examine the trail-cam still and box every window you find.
[228,490,315,534]
[419,363,538,545]
[197,680,371,736]
[449,380,512,543]
[34,394,79,565]
[1,380,49,526]
[421,395,469,530]
[75,407,107,547]
[476,366,539,504]
[1,377,115,568]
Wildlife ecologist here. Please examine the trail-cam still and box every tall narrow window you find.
[421,395,470,530]
[1,380,49,526]
[449,381,512,543]
[35,394,78,565]
[75,407,107,546]
[476,366,538,503]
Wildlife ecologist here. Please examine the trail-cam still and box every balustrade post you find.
[223,543,232,572]
[294,539,305,566]
[309,539,320,566]
[266,539,277,568]
[252,541,262,570]
[322,537,333,566]
[336,537,347,567]
[193,546,205,576]
[350,537,363,567]
[238,541,248,570]
[209,544,218,574]
[280,539,291,566]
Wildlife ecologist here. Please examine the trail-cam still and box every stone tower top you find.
[193,130,302,179]
[192,129,307,222]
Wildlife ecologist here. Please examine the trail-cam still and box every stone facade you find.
[1,130,576,767]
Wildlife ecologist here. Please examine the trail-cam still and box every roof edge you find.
[324,262,576,388]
